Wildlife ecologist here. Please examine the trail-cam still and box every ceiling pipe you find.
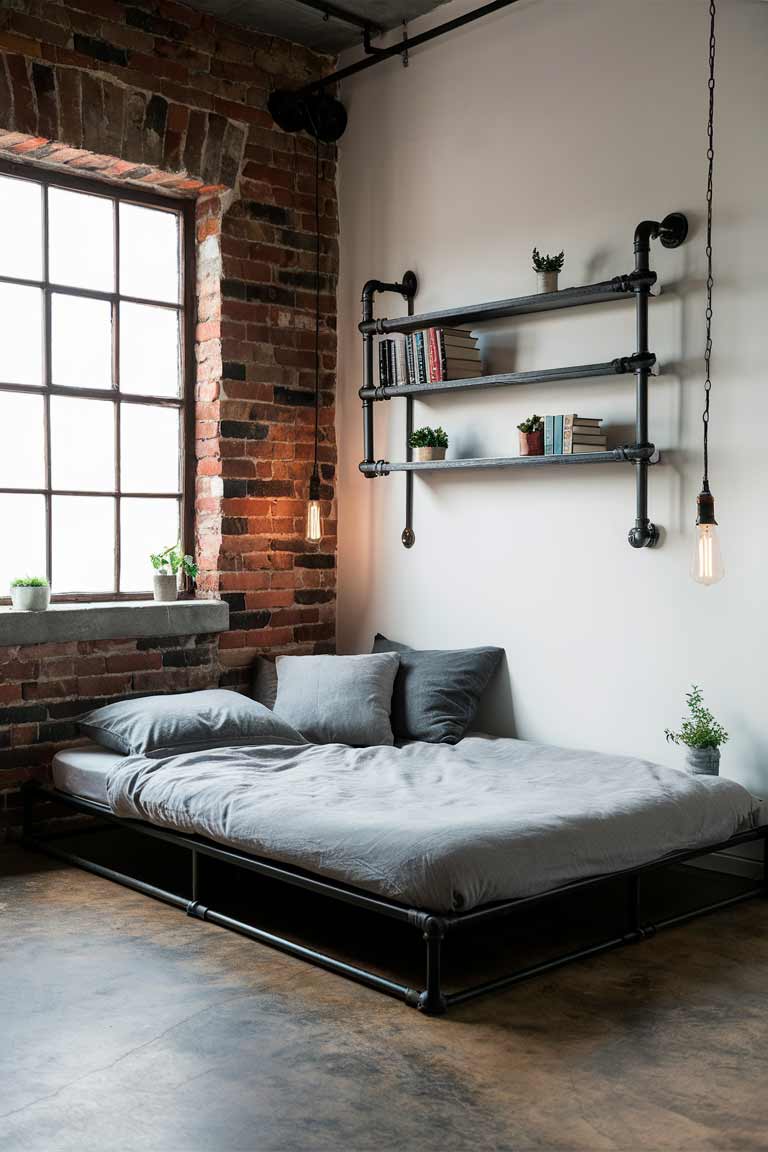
[269,0,525,139]
[289,0,384,36]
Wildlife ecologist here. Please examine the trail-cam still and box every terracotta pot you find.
[537,270,559,294]
[10,585,50,611]
[412,446,447,462]
[686,747,720,776]
[153,573,178,602]
[519,428,544,456]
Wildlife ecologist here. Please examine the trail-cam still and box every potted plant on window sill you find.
[665,684,728,775]
[517,414,544,456]
[532,247,565,294]
[409,426,448,462]
[150,545,198,603]
[10,576,50,612]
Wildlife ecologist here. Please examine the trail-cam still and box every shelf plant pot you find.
[153,573,178,602]
[11,585,50,612]
[537,271,559,294]
[412,446,447,462]
[519,428,544,456]
[686,747,720,776]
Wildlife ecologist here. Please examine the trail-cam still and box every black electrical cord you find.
[702,0,716,491]
[311,128,321,498]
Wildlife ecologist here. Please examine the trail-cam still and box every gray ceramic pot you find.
[537,270,559,294]
[686,747,720,776]
[153,573,178,602]
[10,585,50,611]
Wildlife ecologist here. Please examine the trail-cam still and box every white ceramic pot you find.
[412,446,447,462]
[153,573,179,602]
[11,585,50,612]
[686,747,720,776]
[537,270,559,294]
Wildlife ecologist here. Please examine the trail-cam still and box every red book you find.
[427,328,442,383]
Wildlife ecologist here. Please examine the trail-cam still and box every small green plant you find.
[517,414,543,434]
[150,545,198,581]
[532,248,565,273]
[10,576,48,587]
[665,685,729,750]
[409,426,448,449]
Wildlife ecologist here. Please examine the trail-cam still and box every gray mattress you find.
[104,735,761,913]
[52,743,125,804]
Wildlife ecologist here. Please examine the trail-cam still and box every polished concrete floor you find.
[3,843,768,1152]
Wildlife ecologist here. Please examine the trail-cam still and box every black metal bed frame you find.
[22,784,768,1016]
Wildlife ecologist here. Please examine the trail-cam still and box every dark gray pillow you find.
[372,634,503,744]
[80,688,307,757]
[251,657,278,710]
[274,653,400,746]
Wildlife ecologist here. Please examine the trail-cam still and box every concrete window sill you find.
[0,599,229,647]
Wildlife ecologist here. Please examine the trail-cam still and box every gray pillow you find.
[273,653,400,746]
[251,657,278,710]
[80,688,307,757]
[372,634,503,744]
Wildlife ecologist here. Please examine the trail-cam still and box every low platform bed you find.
[23,773,768,1016]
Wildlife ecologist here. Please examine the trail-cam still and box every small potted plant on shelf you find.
[409,426,448,462]
[665,684,728,776]
[517,414,544,456]
[10,576,50,612]
[532,248,565,294]
[150,545,198,603]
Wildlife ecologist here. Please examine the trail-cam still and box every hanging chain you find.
[702,0,716,485]
[313,130,321,478]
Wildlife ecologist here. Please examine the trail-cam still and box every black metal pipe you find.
[418,918,448,1014]
[291,0,383,34]
[301,0,525,94]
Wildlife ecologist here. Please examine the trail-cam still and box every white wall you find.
[335,0,768,791]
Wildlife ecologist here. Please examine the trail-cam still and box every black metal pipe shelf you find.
[359,354,656,400]
[359,273,656,336]
[360,445,658,476]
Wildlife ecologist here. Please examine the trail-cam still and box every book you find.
[405,334,416,386]
[378,339,391,387]
[414,331,428,384]
[441,333,479,350]
[554,415,563,455]
[563,414,605,453]
[443,361,484,378]
[544,415,554,455]
[427,328,441,383]
[394,334,407,387]
[573,417,602,428]
[572,442,608,454]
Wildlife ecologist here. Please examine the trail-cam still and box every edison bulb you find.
[306,499,322,543]
[691,523,724,585]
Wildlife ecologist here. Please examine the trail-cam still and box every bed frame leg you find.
[417,917,448,1015]
[21,783,35,841]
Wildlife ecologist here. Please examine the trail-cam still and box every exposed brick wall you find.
[0,0,339,829]
[0,633,219,837]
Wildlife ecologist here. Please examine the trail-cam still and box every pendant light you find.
[691,0,724,585]
[305,127,323,543]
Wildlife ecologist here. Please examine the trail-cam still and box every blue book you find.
[554,415,564,455]
[544,416,554,455]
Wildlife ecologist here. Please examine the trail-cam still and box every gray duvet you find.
[106,736,760,913]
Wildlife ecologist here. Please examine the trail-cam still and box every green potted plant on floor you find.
[150,545,198,602]
[409,426,448,462]
[665,684,728,775]
[532,248,565,294]
[517,414,544,456]
[10,576,50,612]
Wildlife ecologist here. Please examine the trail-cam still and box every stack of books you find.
[378,328,482,387]
[544,415,607,454]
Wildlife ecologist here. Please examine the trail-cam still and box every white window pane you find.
[120,498,179,592]
[120,303,180,397]
[52,294,112,389]
[121,405,180,493]
[50,396,115,492]
[0,393,45,488]
[52,496,114,594]
[0,494,46,592]
[120,203,180,304]
[0,284,43,385]
[0,174,43,281]
[49,187,114,292]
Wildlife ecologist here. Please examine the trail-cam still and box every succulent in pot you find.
[10,576,50,612]
[665,684,728,775]
[532,247,565,294]
[150,545,198,602]
[517,414,544,456]
[409,426,448,462]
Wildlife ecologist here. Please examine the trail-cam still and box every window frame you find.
[0,159,196,603]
